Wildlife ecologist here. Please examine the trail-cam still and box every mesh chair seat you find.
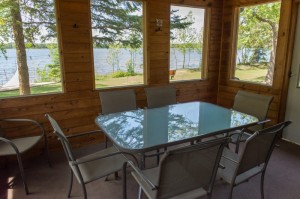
[71,146,127,183]
[0,135,42,156]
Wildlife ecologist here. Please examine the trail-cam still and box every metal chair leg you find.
[261,171,266,199]
[114,171,119,180]
[67,169,73,198]
[81,183,87,199]
[16,153,29,194]
[43,134,52,168]
[235,134,243,153]
[138,186,143,199]
[228,184,234,199]
[156,149,160,165]
[105,136,108,148]
[123,162,127,199]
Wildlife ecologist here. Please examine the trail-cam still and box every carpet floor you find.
[1,140,300,199]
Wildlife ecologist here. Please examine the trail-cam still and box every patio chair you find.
[144,85,177,164]
[144,85,177,108]
[217,121,291,199]
[99,89,137,148]
[123,137,230,199]
[99,89,137,115]
[46,114,130,199]
[0,118,51,195]
[230,90,274,152]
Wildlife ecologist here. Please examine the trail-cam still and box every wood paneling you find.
[218,0,294,126]
[5,0,296,155]
[1,0,223,153]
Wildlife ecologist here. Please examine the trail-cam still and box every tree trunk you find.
[11,0,30,95]
[182,53,186,69]
[265,25,278,85]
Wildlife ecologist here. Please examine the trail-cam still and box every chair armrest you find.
[219,164,226,169]
[74,150,125,165]
[73,150,139,166]
[125,160,158,190]
[221,155,240,164]
[66,130,101,138]
[0,118,46,137]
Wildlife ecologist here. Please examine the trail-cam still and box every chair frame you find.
[144,85,177,165]
[99,89,137,148]
[123,137,230,199]
[220,121,291,199]
[0,118,51,194]
[45,114,138,199]
[144,85,177,109]
[232,90,274,153]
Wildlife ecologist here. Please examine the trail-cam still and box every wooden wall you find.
[217,0,295,126]
[0,0,223,152]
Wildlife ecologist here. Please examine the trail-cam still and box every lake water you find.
[0,48,202,86]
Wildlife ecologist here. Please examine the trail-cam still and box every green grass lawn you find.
[0,67,267,98]
[235,68,267,83]
[0,83,62,98]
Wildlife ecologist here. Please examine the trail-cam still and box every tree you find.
[172,11,198,68]
[106,43,122,73]
[91,0,142,47]
[237,2,281,85]
[91,1,191,47]
[125,30,142,74]
[0,0,56,95]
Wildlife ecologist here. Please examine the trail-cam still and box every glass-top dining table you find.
[95,101,259,161]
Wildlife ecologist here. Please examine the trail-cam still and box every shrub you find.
[111,70,137,78]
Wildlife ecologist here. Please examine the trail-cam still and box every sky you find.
[171,5,205,32]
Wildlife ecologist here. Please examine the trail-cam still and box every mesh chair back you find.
[237,121,291,175]
[45,114,76,162]
[233,90,273,131]
[156,137,229,199]
[145,85,177,108]
[99,89,137,114]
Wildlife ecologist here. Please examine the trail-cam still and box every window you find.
[0,0,62,98]
[91,0,144,88]
[232,2,281,85]
[170,5,207,82]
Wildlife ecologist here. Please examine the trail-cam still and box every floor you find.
[1,140,300,199]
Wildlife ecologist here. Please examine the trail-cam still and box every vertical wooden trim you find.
[202,8,211,79]
[230,8,239,80]
[144,0,150,85]
[278,0,299,121]
[54,0,65,93]
[88,0,96,91]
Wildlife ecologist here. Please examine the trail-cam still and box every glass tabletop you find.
[95,101,258,153]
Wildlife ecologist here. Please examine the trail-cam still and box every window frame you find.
[91,0,146,90]
[169,4,210,83]
[230,2,281,86]
[0,0,63,99]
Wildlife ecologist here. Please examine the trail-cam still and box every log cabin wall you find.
[0,0,223,152]
[217,0,294,126]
